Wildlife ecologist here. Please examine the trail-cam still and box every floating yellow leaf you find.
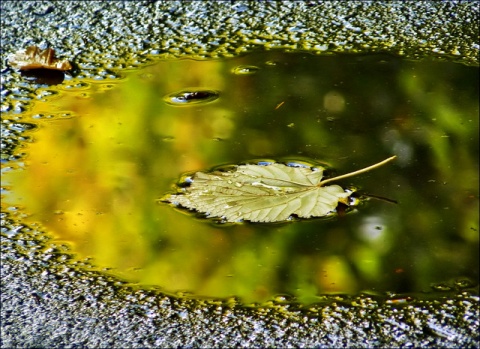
[162,156,397,223]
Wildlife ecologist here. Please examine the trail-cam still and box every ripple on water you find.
[163,89,220,106]
[231,65,260,75]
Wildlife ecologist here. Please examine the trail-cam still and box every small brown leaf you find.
[8,46,72,71]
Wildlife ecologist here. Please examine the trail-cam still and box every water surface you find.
[2,52,478,304]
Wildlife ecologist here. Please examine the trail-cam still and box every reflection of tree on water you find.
[3,52,478,304]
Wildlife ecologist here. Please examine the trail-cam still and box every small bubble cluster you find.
[1,119,37,162]
[231,65,260,75]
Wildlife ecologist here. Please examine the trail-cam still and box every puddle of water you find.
[2,52,478,304]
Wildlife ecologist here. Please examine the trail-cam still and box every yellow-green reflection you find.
[2,52,478,303]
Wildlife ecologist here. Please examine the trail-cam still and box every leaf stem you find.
[319,156,397,186]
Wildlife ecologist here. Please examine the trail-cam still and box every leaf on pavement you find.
[8,46,72,71]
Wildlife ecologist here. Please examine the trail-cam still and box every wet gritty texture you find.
[1,1,479,348]
[1,1,478,112]
[2,214,479,348]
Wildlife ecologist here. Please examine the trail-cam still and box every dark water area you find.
[2,52,478,304]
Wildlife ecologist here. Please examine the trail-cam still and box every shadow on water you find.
[2,52,478,304]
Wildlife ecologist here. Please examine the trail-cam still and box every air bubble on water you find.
[36,89,58,99]
[163,89,220,106]
[273,294,292,303]
[453,278,474,289]
[265,60,278,66]
[231,65,260,75]
[286,162,309,168]
[431,282,453,292]
[257,161,273,166]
